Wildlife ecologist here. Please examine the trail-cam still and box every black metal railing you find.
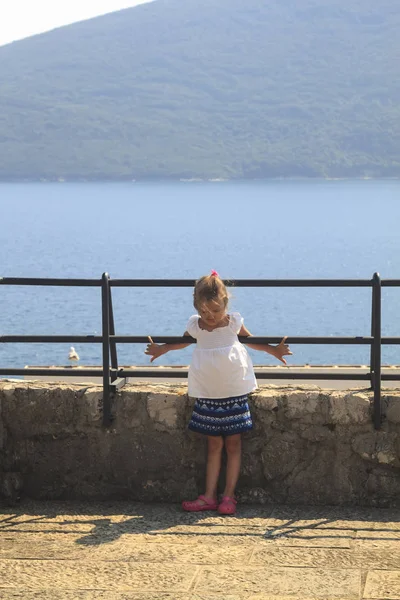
[1,273,399,429]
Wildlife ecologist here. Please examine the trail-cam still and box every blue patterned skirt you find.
[188,395,253,436]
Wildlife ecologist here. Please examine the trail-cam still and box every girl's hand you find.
[271,336,293,365]
[144,336,165,363]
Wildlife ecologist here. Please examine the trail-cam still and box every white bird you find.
[68,346,80,361]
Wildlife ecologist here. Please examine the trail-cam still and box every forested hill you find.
[0,0,400,180]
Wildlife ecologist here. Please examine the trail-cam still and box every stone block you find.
[297,424,335,442]
[284,390,320,419]
[113,390,147,429]
[146,392,183,431]
[284,446,350,505]
[352,431,399,466]
[262,431,305,481]
[366,469,400,506]
[328,391,371,425]
[74,387,103,430]
[1,383,76,437]
[352,433,376,461]
[252,390,279,412]
[0,471,23,504]
[385,395,400,424]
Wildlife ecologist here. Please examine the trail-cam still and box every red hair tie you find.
[211,270,219,277]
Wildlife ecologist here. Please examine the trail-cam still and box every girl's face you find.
[198,298,227,327]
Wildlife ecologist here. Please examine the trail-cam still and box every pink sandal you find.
[182,494,218,512]
[218,496,237,515]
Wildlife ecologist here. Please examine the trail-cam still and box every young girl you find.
[145,271,292,515]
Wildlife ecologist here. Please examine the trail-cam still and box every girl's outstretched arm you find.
[239,325,293,365]
[145,334,193,363]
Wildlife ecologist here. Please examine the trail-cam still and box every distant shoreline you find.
[0,176,399,184]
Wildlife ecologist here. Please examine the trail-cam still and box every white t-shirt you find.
[186,312,257,399]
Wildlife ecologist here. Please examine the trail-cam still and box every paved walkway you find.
[1,500,400,599]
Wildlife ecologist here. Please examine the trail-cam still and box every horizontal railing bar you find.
[1,278,399,289]
[0,369,107,376]
[112,335,375,345]
[2,335,399,346]
[4,335,399,345]
[110,278,376,287]
[111,279,196,287]
[382,337,400,344]
[0,335,374,345]
[0,336,103,343]
[116,369,372,380]
[382,280,400,287]
[120,371,400,381]
[0,277,101,286]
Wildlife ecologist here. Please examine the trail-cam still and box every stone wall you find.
[1,380,400,506]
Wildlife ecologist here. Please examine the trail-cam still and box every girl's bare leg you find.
[204,435,224,500]
[223,434,242,497]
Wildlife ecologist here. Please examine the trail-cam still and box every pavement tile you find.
[261,528,354,548]
[0,518,95,534]
[354,529,400,550]
[194,566,361,597]
[1,596,354,600]
[200,507,275,528]
[364,570,400,599]
[258,516,367,530]
[0,515,174,535]
[191,596,245,600]
[267,506,400,531]
[0,594,188,599]
[251,546,400,569]
[142,522,265,545]
[0,560,198,592]
[355,530,400,542]
[0,503,216,532]
[247,597,355,600]
[143,533,261,545]
[357,519,400,532]
[0,507,270,539]
[146,523,265,536]
[0,534,252,564]
[357,528,400,538]
[195,517,273,528]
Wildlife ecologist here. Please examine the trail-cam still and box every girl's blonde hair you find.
[193,273,229,311]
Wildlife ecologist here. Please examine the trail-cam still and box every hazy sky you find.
[0,0,154,47]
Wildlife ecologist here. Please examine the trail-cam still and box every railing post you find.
[371,272,382,429]
[370,280,375,390]
[101,272,112,426]
[108,286,118,381]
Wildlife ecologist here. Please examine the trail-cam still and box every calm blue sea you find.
[0,180,399,369]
